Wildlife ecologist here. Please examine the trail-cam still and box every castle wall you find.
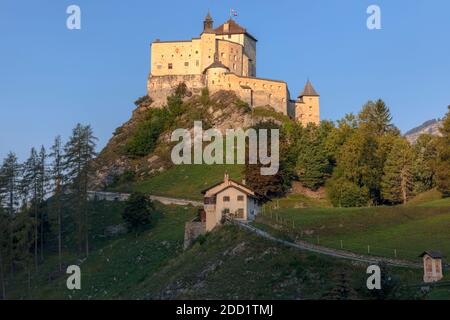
[151,39,202,76]
[147,74,206,107]
[217,40,244,76]
[205,68,289,115]
[215,33,256,76]
[295,96,320,126]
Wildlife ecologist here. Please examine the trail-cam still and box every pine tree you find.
[295,122,333,190]
[359,99,396,136]
[64,124,97,257]
[436,106,450,196]
[381,138,414,204]
[412,134,438,193]
[0,207,10,300]
[0,152,20,274]
[37,146,48,262]
[49,136,65,271]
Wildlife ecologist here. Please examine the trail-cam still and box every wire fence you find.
[258,204,433,262]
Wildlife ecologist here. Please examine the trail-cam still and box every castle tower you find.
[203,11,214,32]
[295,80,320,126]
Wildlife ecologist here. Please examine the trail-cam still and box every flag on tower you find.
[230,9,238,17]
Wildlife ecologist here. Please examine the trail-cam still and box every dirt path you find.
[236,221,422,269]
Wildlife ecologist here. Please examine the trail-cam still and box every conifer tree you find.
[22,148,40,270]
[381,138,414,204]
[412,134,438,193]
[64,124,97,257]
[436,106,450,196]
[0,207,10,300]
[49,136,65,270]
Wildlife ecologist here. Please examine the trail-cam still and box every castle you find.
[147,12,320,126]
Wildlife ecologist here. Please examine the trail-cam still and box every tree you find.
[381,137,414,204]
[122,193,154,231]
[0,208,10,299]
[412,134,438,193]
[11,207,35,296]
[436,106,450,196]
[295,122,334,190]
[64,124,97,257]
[0,152,20,274]
[358,99,396,136]
[22,148,42,270]
[49,136,65,271]
[326,176,369,207]
[243,121,292,198]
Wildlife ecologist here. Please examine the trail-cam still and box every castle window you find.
[196,60,199,66]
[233,63,236,70]
[309,106,312,110]
[168,63,173,69]
[234,55,237,61]
[195,50,198,54]
[184,62,189,67]
[221,52,225,58]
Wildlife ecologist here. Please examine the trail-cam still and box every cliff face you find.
[405,119,443,144]
[92,89,285,189]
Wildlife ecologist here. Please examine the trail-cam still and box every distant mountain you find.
[405,119,442,144]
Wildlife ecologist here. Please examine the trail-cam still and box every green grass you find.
[407,189,443,206]
[133,164,243,200]
[7,201,197,300]
[256,204,450,261]
[270,194,332,209]
[129,224,425,300]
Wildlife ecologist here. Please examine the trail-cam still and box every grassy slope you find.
[133,164,243,200]
[256,202,450,261]
[130,224,423,300]
[7,201,197,300]
[7,199,448,300]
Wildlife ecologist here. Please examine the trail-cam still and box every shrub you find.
[134,95,153,108]
[122,192,155,231]
[326,177,370,207]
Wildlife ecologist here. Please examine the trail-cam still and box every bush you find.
[122,192,155,231]
[326,177,370,207]
[134,95,153,108]
[124,108,171,158]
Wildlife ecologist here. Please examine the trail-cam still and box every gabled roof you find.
[299,80,319,98]
[419,251,444,259]
[201,177,265,201]
[213,19,257,42]
[203,61,230,73]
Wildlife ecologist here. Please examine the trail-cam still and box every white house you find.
[201,173,264,231]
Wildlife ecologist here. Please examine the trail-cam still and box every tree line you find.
[245,101,450,206]
[0,124,97,299]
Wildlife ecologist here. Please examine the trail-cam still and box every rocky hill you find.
[92,86,289,189]
[405,119,442,144]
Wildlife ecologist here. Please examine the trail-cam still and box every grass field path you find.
[236,221,423,269]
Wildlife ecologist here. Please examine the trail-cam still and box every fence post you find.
[340,240,343,249]
[367,245,370,254]
[317,235,320,245]
[394,249,397,258]
[292,220,294,229]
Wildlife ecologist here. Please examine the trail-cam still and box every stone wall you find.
[184,220,206,249]
[147,74,206,108]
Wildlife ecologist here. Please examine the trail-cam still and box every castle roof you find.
[299,80,319,98]
[213,19,257,42]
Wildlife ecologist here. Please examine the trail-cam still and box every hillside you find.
[6,199,432,300]
[405,119,443,144]
[255,199,450,261]
[93,88,290,191]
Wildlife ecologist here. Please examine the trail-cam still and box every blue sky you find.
[1,0,449,161]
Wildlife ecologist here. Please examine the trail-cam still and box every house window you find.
[184,62,189,67]
[237,195,244,201]
[168,63,173,69]
[223,208,230,214]
[236,208,244,218]
[223,196,230,202]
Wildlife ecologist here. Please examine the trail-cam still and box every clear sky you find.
[1,0,449,161]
